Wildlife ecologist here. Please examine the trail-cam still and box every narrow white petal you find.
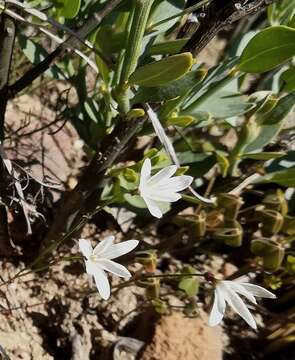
[85,259,97,276]
[79,239,93,259]
[97,259,131,278]
[93,236,115,256]
[93,267,111,300]
[240,283,276,299]
[224,286,257,329]
[156,175,193,192]
[143,196,163,218]
[147,105,180,166]
[147,165,178,186]
[224,281,257,304]
[208,287,226,326]
[99,240,139,259]
[139,158,151,191]
[146,190,181,202]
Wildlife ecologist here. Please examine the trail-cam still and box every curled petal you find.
[240,283,276,299]
[99,240,139,260]
[224,286,257,329]
[225,281,257,304]
[208,287,226,326]
[139,158,151,191]
[93,236,115,256]
[146,190,181,202]
[147,165,178,187]
[157,175,193,192]
[93,267,111,300]
[79,239,93,259]
[143,196,163,218]
[97,259,131,278]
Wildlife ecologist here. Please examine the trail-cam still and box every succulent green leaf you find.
[129,53,193,87]
[280,66,295,91]
[256,168,295,187]
[241,152,285,160]
[132,68,206,103]
[59,0,81,19]
[238,26,295,73]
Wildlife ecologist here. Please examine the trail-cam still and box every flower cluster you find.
[78,159,276,330]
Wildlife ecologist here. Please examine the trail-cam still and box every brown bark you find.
[0,15,16,255]
[182,0,277,56]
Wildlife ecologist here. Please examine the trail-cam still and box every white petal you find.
[208,287,226,326]
[240,283,276,299]
[224,285,257,329]
[147,165,178,186]
[224,281,257,304]
[146,190,181,202]
[99,240,139,259]
[79,239,93,259]
[156,175,193,192]
[93,267,111,300]
[139,158,151,191]
[97,259,131,278]
[93,236,115,256]
[143,196,163,218]
[85,259,97,276]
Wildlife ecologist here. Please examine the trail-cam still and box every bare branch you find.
[182,0,278,56]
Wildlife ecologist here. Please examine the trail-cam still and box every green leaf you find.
[257,168,295,187]
[166,116,195,127]
[18,35,66,80]
[238,26,295,73]
[215,151,229,177]
[245,92,295,152]
[178,266,199,297]
[58,0,81,19]
[149,0,186,33]
[59,0,81,19]
[132,68,206,103]
[178,277,199,297]
[129,53,193,87]
[149,38,189,55]
[280,66,295,91]
[184,91,254,119]
[241,152,285,160]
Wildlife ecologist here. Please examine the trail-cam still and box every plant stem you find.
[41,115,146,253]
[119,0,154,85]
[118,0,154,113]
[0,14,16,256]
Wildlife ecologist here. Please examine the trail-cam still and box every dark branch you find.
[0,14,16,255]
[182,0,277,56]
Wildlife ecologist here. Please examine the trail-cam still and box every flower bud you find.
[251,238,284,271]
[195,211,207,237]
[255,207,283,236]
[138,278,160,300]
[213,221,243,247]
[282,215,295,235]
[206,210,223,230]
[217,193,244,220]
[174,212,206,238]
[152,299,168,314]
[135,250,157,273]
[262,191,288,216]
[126,108,145,120]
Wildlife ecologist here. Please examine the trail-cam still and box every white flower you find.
[208,280,276,329]
[139,158,193,218]
[79,236,139,300]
